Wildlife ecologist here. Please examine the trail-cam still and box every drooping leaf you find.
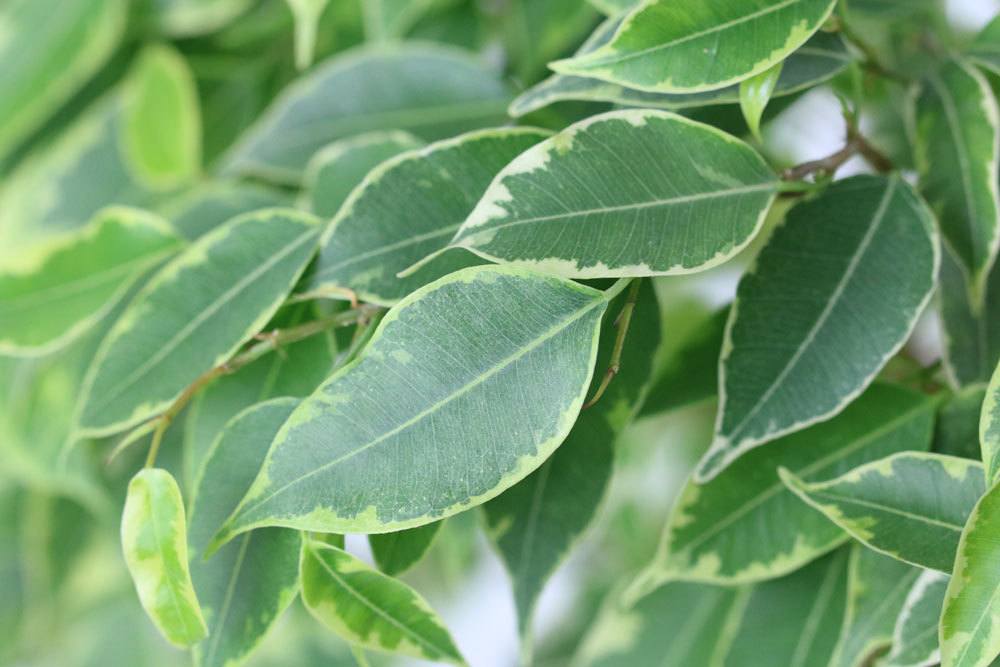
[968,15,1000,77]
[632,384,934,592]
[941,481,1000,667]
[431,109,777,279]
[982,363,1000,485]
[701,175,939,480]
[121,468,207,647]
[221,44,511,184]
[286,0,330,69]
[212,266,614,546]
[781,452,985,572]
[482,280,661,640]
[638,306,728,417]
[0,207,181,356]
[935,384,989,460]
[75,209,320,437]
[124,45,202,191]
[739,61,783,141]
[314,127,548,305]
[188,399,302,667]
[510,24,852,118]
[0,0,125,163]
[182,304,334,493]
[300,540,465,665]
[550,0,837,94]
[369,522,443,576]
[723,548,849,667]
[301,130,423,218]
[830,545,920,667]
[883,570,950,667]
[910,58,1000,302]
[940,245,1000,387]
[576,582,750,667]
[162,181,292,241]
[153,0,255,36]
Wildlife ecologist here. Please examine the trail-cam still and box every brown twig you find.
[782,123,893,182]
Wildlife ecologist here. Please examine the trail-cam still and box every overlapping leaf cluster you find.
[4,0,1000,666]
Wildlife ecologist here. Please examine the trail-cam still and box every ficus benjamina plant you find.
[4,0,1000,666]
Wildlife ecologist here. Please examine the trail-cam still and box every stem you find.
[782,123,893,182]
[141,304,382,467]
[583,279,641,410]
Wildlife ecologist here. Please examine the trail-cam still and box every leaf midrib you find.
[807,488,966,533]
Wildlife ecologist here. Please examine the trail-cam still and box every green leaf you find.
[286,0,330,69]
[968,15,1000,76]
[482,280,662,640]
[212,266,614,546]
[300,540,466,665]
[739,61,783,141]
[301,130,423,218]
[75,209,320,437]
[910,58,1000,302]
[220,44,512,185]
[314,127,549,305]
[183,304,335,493]
[124,45,202,191]
[369,522,443,576]
[831,545,920,667]
[550,0,837,94]
[163,181,293,241]
[941,482,1000,667]
[576,582,750,667]
[701,175,939,480]
[936,384,990,460]
[586,0,639,16]
[0,207,181,356]
[883,570,949,667]
[188,399,302,667]
[510,23,852,118]
[121,467,207,647]
[940,245,1000,387]
[0,0,125,162]
[780,452,985,572]
[632,384,935,591]
[723,548,849,667]
[639,306,728,417]
[982,363,1000,485]
[153,0,255,36]
[431,109,777,279]
[498,0,599,83]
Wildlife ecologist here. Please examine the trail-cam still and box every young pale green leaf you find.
[632,384,934,593]
[286,0,330,69]
[941,482,1000,667]
[586,0,639,16]
[482,281,662,641]
[154,0,254,36]
[577,582,750,667]
[314,127,549,305]
[430,109,777,279]
[550,0,837,94]
[211,266,613,547]
[781,452,985,572]
[0,207,181,356]
[0,0,125,162]
[510,24,851,118]
[910,58,1000,302]
[723,548,849,667]
[739,61,783,141]
[940,245,1000,387]
[221,44,511,185]
[300,540,465,665]
[936,384,989,460]
[183,305,335,493]
[301,130,423,218]
[883,570,950,667]
[75,209,320,437]
[831,545,920,667]
[982,363,1000,485]
[163,182,292,241]
[968,15,1000,77]
[702,175,939,480]
[188,399,302,667]
[369,522,443,576]
[121,467,207,647]
[124,45,202,191]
